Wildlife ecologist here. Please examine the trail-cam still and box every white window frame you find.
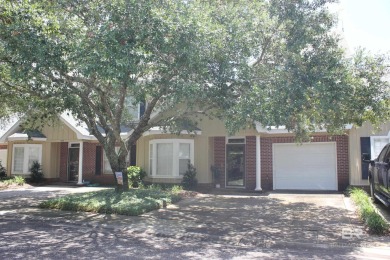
[370,136,390,160]
[126,97,146,121]
[68,142,80,148]
[226,137,246,144]
[103,147,129,174]
[149,139,194,178]
[12,144,42,175]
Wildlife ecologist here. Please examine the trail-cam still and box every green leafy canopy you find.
[0,0,389,181]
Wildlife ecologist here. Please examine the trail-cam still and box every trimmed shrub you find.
[127,166,146,188]
[14,176,25,185]
[0,161,6,179]
[350,187,389,235]
[181,163,198,190]
[170,185,183,194]
[1,176,25,186]
[29,161,44,183]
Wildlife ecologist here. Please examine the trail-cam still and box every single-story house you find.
[0,112,389,191]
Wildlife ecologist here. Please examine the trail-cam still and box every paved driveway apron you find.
[1,187,389,251]
[142,192,389,249]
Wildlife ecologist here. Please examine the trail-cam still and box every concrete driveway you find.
[142,192,390,249]
[1,186,390,259]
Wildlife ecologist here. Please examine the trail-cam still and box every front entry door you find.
[68,147,79,182]
[226,143,245,187]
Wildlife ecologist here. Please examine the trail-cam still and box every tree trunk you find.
[112,166,129,192]
[108,151,129,192]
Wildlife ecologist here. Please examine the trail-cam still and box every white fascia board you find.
[8,133,47,142]
[0,118,23,143]
[255,122,289,134]
[59,113,95,140]
[344,124,353,130]
[255,121,349,134]
[142,127,202,137]
[121,129,134,141]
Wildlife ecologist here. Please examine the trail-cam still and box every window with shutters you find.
[370,136,390,159]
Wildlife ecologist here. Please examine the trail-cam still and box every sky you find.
[337,0,390,54]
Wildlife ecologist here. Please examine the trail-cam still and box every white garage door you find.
[273,142,337,190]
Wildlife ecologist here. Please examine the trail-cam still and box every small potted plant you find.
[210,165,221,188]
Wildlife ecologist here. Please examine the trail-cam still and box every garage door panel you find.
[273,143,337,190]
[275,179,336,190]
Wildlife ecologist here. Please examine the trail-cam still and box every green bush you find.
[170,185,183,194]
[181,163,198,190]
[127,166,146,188]
[29,161,44,183]
[147,184,162,190]
[1,176,25,186]
[366,214,388,234]
[350,187,389,235]
[14,176,25,185]
[0,161,6,179]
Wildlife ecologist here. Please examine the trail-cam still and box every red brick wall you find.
[213,137,226,188]
[59,142,116,185]
[82,142,98,178]
[260,135,349,191]
[0,145,7,149]
[245,136,256,190]
[260,137,273,190]
[212,136,256,190]
[81,142,116,185]
[335,135,349,191]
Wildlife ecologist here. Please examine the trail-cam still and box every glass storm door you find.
[226,144,245,187]
[68,147,79,182]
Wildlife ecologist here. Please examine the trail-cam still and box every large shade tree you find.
[0,0,389,190]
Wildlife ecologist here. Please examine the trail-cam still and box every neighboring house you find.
[0,113,134,184]
[1,111,388,192]
[0,117,19,168]
[349,121,390,187]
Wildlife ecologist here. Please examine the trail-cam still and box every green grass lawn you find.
[39,188,182,216]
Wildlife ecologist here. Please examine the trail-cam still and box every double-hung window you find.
[370,136,390,159]
[149,139,194,177]
[12,144,42,174]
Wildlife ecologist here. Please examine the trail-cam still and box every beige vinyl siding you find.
[137,115,258,184]
[349,122,390,186]
[0,147,7,168]
[47,143,60,178]
[196,116,258,137]
[7,141,60,178]
[42,123,78,142]
[139,134,210,183]
[5,118,77,178]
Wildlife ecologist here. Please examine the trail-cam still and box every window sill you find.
[146,176,183,179]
